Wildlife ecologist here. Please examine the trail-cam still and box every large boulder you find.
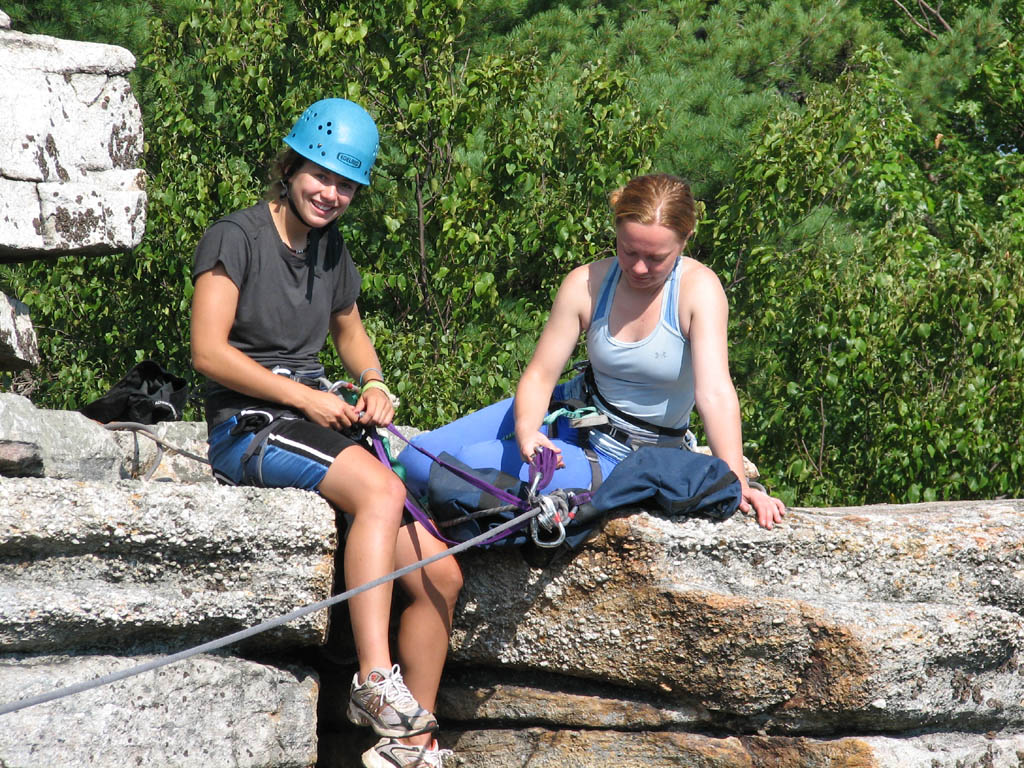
[0,25,145,262]
[411,728,1024,768]
[321,496,1024,766]
[0,477,336,652]
[1,393,125,480]
[0,408,336,768]
[7,393,1024,766]
[0,393,218,482]
[444,501,1024,734]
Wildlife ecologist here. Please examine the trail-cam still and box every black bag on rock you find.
[79,360,189,425]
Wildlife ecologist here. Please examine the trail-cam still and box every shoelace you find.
[376,664,419,710]
[423,742,452,767]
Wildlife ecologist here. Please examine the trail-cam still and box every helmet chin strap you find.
[280,178,338,302]
[281,178,315,230]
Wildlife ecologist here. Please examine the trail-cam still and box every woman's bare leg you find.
[318,444,407,677]
[393,521,463,746]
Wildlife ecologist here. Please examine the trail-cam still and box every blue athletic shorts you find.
[207,414,361,490]
[208,414,421,530]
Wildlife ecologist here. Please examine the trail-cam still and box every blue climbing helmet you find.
[283,98,379,186]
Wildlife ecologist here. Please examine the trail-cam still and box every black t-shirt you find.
[192,202,362,425]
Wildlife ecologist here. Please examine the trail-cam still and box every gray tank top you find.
[585,257,695,456]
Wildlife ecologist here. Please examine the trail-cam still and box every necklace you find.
[271,201,309,255]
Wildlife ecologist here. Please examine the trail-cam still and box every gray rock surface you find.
[424,728,1024,768]
[445,502,1024,734]
[0,292,38,371]
[0,393,124,480]
[0,653,318,768]
[0,477,336,652]
[7,392,1024,765]
[0,26,145,262]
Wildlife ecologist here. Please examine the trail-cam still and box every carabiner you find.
[530,516,566,548]
[529,493,567,548]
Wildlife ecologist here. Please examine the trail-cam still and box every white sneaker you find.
[361,736,453,767]
[347,664,438,738]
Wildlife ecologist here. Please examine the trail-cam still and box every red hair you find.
[609,173,696,241]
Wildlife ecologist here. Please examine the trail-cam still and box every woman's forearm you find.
[696,386,749,487]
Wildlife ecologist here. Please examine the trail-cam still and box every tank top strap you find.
[661,256,683,336]
[591,260,620,325]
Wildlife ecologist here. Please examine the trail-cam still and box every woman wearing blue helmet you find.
[191,98,459,768]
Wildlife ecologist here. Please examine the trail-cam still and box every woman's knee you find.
[320,452,407,522]
[417,556,463,614]
[358,467,407,525]
[435,557,464,604]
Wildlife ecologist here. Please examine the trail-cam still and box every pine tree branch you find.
[916,0,953,32]
[890,0,951,39]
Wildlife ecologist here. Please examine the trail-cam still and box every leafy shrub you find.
[712,47,1023,505]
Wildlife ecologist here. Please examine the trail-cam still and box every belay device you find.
[375,425,602,552]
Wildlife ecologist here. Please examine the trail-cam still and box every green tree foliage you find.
[2,1,1021,505]
[464,0,891,202]
[6,0,154,51]
[712,46,1023,505]
[2,0,655,428]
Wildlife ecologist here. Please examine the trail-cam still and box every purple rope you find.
[379,425,562,547]
[370,433,458,545]
[528,444,560,492]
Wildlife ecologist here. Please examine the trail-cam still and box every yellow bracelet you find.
[360,380,392,397]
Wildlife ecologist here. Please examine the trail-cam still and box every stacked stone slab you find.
[8,407,1024,767]
[0,8,146,371]
[0,394,333,768]
[319,495,1024,766]
[423,501,1024,766]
